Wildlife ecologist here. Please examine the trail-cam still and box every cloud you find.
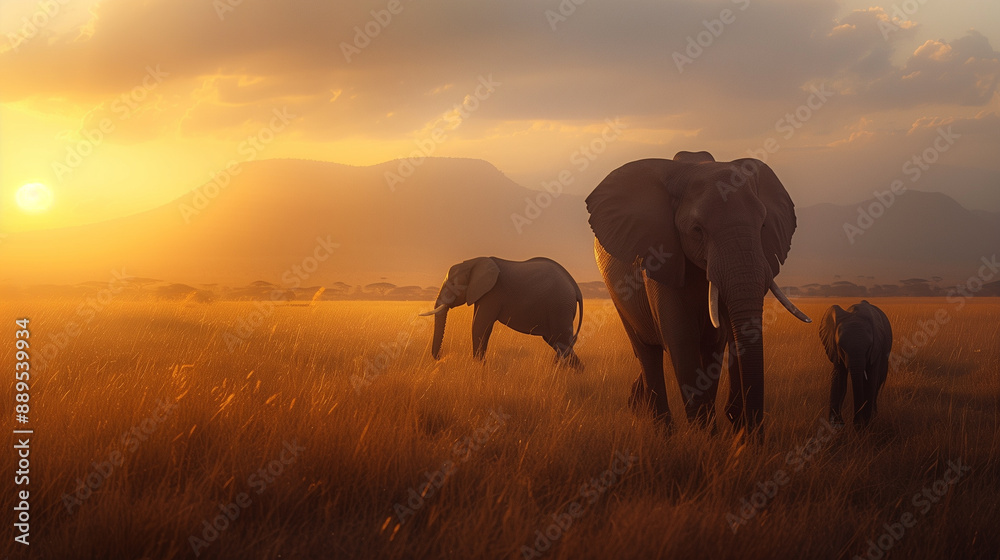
[766,110,1000,209]
[1,0,998,176]
[853,30,1000,108]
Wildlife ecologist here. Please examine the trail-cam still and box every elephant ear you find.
[736,159,796,277]
[818,305,846,363]
[586,159,687,287]
[466,258,500,304]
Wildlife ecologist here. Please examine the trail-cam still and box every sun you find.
[15,183,54,214]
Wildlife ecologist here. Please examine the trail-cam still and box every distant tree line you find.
[6,278,999,301]
[782,278,1000,298]
[147,278,1000,300]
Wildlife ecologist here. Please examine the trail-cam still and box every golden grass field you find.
[2,295,999,559]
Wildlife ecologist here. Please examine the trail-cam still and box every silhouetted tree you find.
[899,278,934,297]
[364,282,396,297]
[828,281,867,297]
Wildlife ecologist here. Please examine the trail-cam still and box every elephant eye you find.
[692,224,703,236]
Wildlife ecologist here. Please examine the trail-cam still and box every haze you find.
[1,0,998,235]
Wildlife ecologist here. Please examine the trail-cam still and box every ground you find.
[2,296,998,559]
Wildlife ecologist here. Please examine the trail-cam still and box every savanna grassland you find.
[2,295,999,560]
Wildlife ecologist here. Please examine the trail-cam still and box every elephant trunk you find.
[729,299,766,434]
[430,282,458,359]
[714,230,771,435]
[431,307,448,360]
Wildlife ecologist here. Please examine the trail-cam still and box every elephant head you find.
[420,257,500,359]
[586,154,810,429]
[671,150,715,163]
[820,304,874,375]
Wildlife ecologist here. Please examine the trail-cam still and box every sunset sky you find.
[1,0,998,232]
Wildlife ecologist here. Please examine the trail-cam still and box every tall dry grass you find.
[2,296,998,559]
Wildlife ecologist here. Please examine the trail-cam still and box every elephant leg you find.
[629,373,646,409]
[630,339,671,425]
[829,364,848,427]
[850,368,872,428]
[867,358,883,420]
[868,355,891,422]
[544,333,584,371]
[603,304,668,422]
[612,317,669,423]
[563,350,584,371]
[471,307,495,360]
[648,282,706,427]
[687,329,725,431]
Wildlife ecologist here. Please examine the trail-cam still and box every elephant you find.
[585,151,811,435]
[420,256,584,369]
[818,301,893,428]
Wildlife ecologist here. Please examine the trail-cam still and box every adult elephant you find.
[420,257,584,369]
[818,301,893,428]
[586,151,811,434]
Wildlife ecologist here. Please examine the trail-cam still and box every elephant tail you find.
[572,284,583,346]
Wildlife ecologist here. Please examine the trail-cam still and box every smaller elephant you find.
[420,257,584,369]
[819,300,893,428]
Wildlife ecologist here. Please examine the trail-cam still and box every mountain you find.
[1,158,996,288]
[0,158,597,287]
[781,190,1000,286]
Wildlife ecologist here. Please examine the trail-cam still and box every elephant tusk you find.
[708,281,720,329]
[418,304,448,317]
[769,280,811,323]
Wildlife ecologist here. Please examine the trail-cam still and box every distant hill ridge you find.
[1,157,997,287]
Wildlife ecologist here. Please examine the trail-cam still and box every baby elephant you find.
[421,257,584,369]
[819,300,893,428]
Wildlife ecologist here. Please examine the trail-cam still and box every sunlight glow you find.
[15,182,53,214]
